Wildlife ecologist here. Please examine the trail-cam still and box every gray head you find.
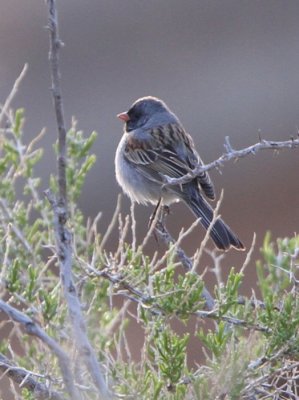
[117,96,178,132]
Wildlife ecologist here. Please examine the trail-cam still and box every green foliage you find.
[0,109,115,398]
[197,321,231,359]
[215,267,244,316]
[21,389,34,400]
[152,266,205,318]
[155,328,189,384]
[66,126,97,201]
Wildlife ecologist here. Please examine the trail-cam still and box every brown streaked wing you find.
[123,124,215,200]
[167,124,216,200]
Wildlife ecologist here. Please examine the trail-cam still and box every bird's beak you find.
[117,112,130,122]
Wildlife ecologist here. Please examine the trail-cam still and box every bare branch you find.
[194,309,269,333]
[164,136,299,186]
[45,1,109,397]
[243,360,299,398]
[206,249,225,287]
[46,0,67,207]
[0,353,63,400]
[99,194,122,251]
[240,232,256,274]
[0,300,78,399]
[0,199,34,257]
[89,266,269,333]
[192,190,224,273]
[0,64,28,128]
[154,208,215,310]
[130,201,137,252]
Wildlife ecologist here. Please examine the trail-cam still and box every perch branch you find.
[164,135,299,186]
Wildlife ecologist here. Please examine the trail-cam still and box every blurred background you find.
[0,0,299,373]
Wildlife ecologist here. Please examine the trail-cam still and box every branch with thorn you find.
[163,135,299,187]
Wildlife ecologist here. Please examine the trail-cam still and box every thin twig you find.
[0,300,78,398]
[155,217,201,272]
[89,267,270,333]
[0,64,28,128]
[192,190,224,273]
[154,210,215,310]
[243,360,299,397]
[99,194,122,251]
[164,135,299,187]
[240,233,256,274]
[130,201,137,252]
[194,309,269,333]
[45,1,109,397]
[139,199,163,253]
[206,250,225,286]
[0,199,34,257]
[0,353,63,400]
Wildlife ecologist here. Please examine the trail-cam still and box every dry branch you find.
[164,135,299,187]
[45,0,109,398]
[0,300,78,398]
[154,207,215,310]
[92,267,269,333]
[0,353,63,400]
[0,64,28,128]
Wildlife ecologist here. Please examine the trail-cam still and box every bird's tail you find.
[185,193,245,251]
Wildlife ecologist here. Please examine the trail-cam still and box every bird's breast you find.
[114,135,179,206]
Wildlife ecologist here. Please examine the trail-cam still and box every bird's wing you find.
[124,124,192,181]
[124,123,215,200]
[195,155,215,200]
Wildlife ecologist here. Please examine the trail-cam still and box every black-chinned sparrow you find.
[115,96,244,251]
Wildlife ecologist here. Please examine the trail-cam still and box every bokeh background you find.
[1,0,299,386]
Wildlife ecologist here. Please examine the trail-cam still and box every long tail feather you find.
[186,194,245,251]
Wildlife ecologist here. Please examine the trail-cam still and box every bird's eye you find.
[128,108,141,122]
[126,104,148,131]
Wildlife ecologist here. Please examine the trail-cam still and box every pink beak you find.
[117,112,130,122]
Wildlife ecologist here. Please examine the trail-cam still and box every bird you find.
[115,96,244,251]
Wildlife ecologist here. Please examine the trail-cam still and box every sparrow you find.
[115,96,244,251]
